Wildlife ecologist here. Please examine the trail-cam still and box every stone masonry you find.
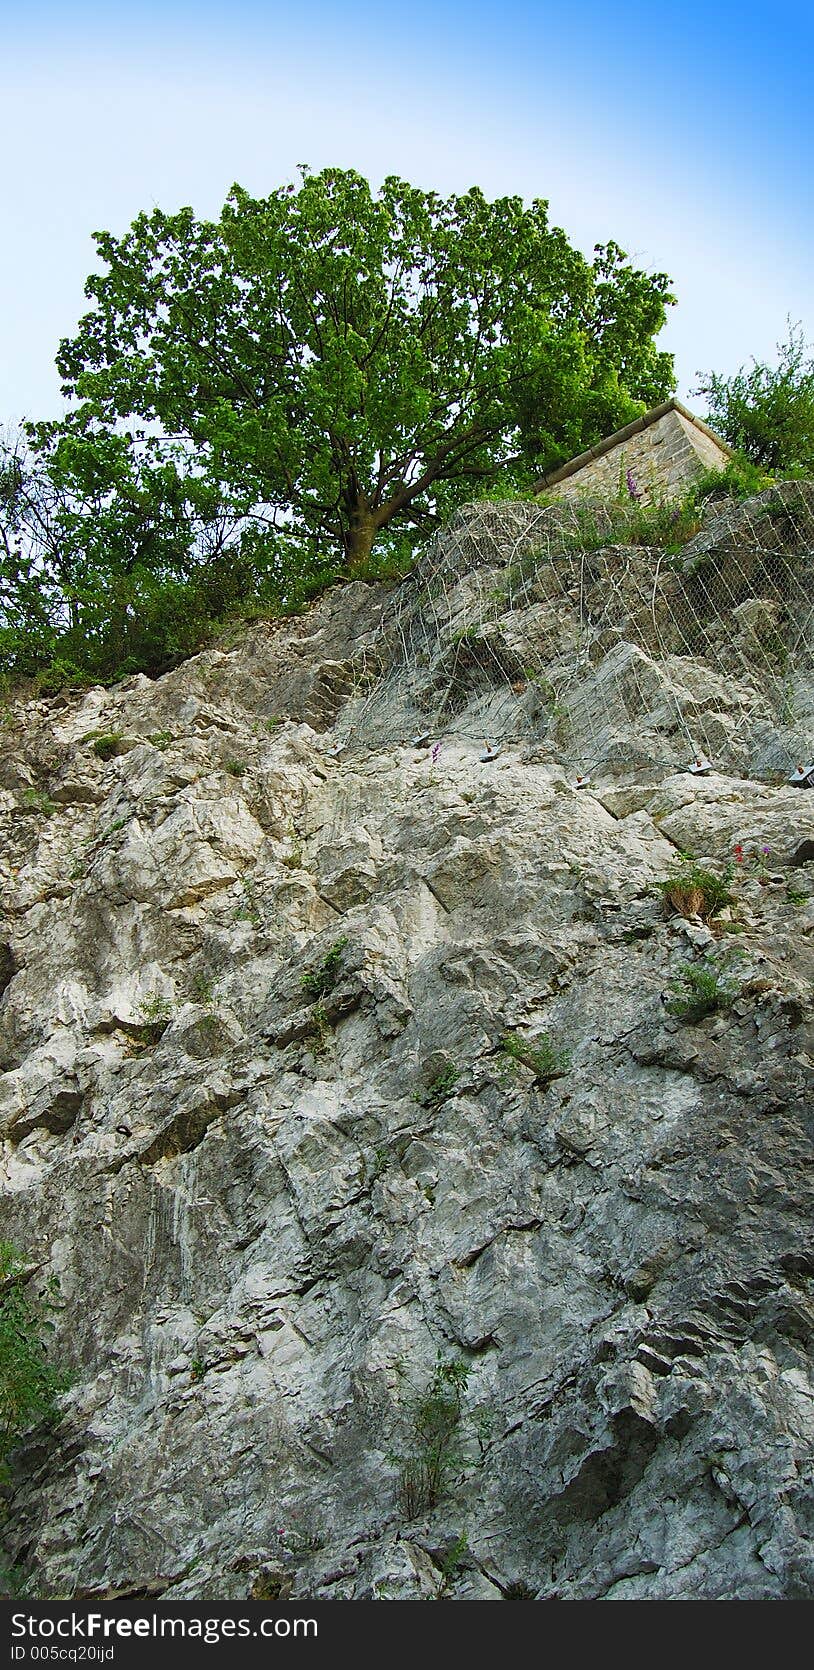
[535,399,731,505]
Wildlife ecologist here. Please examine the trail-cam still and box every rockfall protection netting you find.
[330,481,814,783]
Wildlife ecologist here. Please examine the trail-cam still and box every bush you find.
[0,1244,68,1479]
[696,322,814,474]
[89,732,123,761]
[691,454,775,504]
[392,1358,470,1518]
[130,991,173,1046]
[655,855,735,922]
[300,939,348,1002]
[501,1031,571,1086]
[666,958,740,1022]
[414,1066,459,1109]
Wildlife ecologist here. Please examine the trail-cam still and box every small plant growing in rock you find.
[234,879,263,926]
[309,1001,334,1052]
[391,1357,471,1519]
[89,732,124,761]
[0,1243,69,1480]
[148,730,173,750]
[501,1031,571,1086]
[300,938,348,1001]
[132,991,173,1045]
[665,958,740,1022]
[438,1530,469,1590]
[281,826,304,870]
[655,853,735,922]
[19,788,58,818]
[414,1066,459,1109]
[190,972,216,1006]
[224,757,246,777]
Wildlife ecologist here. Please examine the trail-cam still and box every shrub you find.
[89,732,124,761]
[691,454,774,504]
[414,1066,459,1109]
[552,493,702,556]
[696,322,814,474]
[0,1244,68,1479]
[666,958,740,1022]
[655,854,735,922]
[19,788,57,818]
[501,1031,571,1086]
[300,938,348,1002]
[234,879,263,926]
[392,1358,470,1518]
[130,991,173,1045]
[190,972,216,1005]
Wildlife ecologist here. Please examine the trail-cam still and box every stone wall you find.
[550,406,730,505]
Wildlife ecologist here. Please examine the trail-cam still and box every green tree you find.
[42,167,675,574]
[0,1243,67,1479]
[696,321,814,474]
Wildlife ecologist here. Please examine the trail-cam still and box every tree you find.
[0,1243,67,1480]
[42,168,676,574]
[696,321,814,474]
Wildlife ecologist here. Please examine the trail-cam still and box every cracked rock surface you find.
[1,508,813,1600]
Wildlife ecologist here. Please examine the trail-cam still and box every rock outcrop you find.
[1,493,813,1600]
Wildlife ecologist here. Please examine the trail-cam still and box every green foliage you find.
[131,991,173,1045]
[415,1066,460,1108]
[691,453,775,504]
[234,878,263,926]
[300,938,348,1001]
[697,322,814,474]
[392,1358,471,1518]
[19,788,58,818]
[438,1531,469,1588]
[666,958,740,1022]
[501,1030,571,1085]
[309,1001,333,1052]
[2,170,675,686]
[190,971,216,1005]
[552,490,702,555]
[280,825,304,870]
[224,757,246,776]
[0,1244,68,1479]
[655,854,735,922]
[89,731,123,761]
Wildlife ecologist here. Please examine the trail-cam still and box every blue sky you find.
[1,0,811,424]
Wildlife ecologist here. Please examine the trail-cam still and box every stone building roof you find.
[533,397,732,503]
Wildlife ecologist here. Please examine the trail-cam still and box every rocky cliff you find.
[1,489,813,1600]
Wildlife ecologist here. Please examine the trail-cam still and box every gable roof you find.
[532,397,732,494]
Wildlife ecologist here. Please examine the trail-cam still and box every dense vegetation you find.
[0,1243,67,1481]
[2,170,810,697]
[696,322,814,476]
[1,167,676,689]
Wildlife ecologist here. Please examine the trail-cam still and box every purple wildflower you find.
[431,743,441,767]
[626,468,643,503]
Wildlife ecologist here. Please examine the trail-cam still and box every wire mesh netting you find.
[329,482,814,783]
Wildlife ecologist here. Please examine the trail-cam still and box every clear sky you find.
[1,0,811,424]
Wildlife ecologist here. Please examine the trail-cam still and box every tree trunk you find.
[344,504,379,574]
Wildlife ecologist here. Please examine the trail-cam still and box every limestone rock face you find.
[1,499,813,1602]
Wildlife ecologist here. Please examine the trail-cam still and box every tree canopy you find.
[3,167,677,685]
[697,322,814,475]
